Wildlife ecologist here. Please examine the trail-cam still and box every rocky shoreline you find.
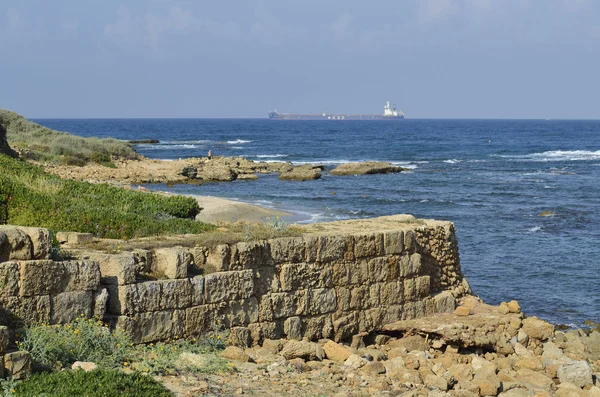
[39,156,408,185]
[162,297,599,397]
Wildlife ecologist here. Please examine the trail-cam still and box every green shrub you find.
[0,154,213,239]
[0,109,139,165]
[13,369,172,397]
[18,317,133,371]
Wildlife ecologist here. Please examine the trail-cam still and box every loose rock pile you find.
[191,297,600,397]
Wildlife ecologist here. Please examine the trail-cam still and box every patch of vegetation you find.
[0,109,139,165]
[13,369,173,397]
[18,317,132,371]
[0,154,213,239]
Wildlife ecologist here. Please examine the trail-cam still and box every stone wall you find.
[0,215,471,347]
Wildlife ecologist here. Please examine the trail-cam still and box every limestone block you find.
[18,260,63,296]
[0,261,19,297]
[0,326,9,354]
[55,231,94,246]
[514,368,554,390]
[303,235,319,262]
[284,316,302,340]
[316,235,347,263]
[557,360,593,388]
[3,351,31,380]
[0,295,51,327]
[153,247,191,279]
[359,308,385,333]
[280,340,324,361]
[93,287,109,319]
[86,252,136,285]
[62,260,101,292]
[522,316,554,341]
[384,230,405,255]
[253,267,279,295]
[379,281,404,306]
[349,285,369,310]
[404,230,417,253]
[160,279,192,310]
[206,244,231,272]
[0,227,33,260]
[269,237,305,264]
[257,295,274,322]
[303,315,333,340]
[336,286,351,311]
[279,263,332,292]
[332,311,359,342]
[228,327,251,348]
[189,247,207,267]
[368,257,399,283]
[190,275,204,306]
[231,241,271,269]
[204,270,254,304]
[50,290,93,324]
[404,276,430,302]
[185,305,215,335]
[271,290,307,318]
[368,283,381,308]
[116,310,183,343]
[323,340,353,362]
[16,226,51,259]
[106,281,161,315]
[247,322,282,344]
[221,298,259,327]
[353,232,384,258]
[332,261,369,287]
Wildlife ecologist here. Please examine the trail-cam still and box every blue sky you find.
[2,0,599,118]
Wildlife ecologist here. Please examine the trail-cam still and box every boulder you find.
[3,351,31,380]
[322,340,353,362]
[557,360,593,388]
[0,227,33,260]
[72,361,98,372]
[198,164,237,181]
[387,335,430,352]
[507,300,521,313]
[152,247,191,279]
[359,361,386,376]
[220,346,252,362]
[280,340,324,361]
[522,316,554,341]
[331,161,405,176]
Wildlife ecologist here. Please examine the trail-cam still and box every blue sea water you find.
[35,118,600,328]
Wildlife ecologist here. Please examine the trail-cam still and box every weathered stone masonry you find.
[0,215,471,347]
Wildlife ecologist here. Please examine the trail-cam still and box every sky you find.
[1,0,600,119]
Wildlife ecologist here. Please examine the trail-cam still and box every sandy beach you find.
[193,195,295,224]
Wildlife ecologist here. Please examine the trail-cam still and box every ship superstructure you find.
[268,101,405,120]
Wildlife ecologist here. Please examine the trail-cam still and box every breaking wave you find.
[498,150,600,162]
[227,139,252,144]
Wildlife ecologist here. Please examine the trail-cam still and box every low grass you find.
[0,154,214,239]
[13,369,173,397]
[0,109,138,166]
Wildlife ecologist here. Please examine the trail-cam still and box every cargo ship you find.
[268,101,405,120]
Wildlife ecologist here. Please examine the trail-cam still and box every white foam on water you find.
[498,150,600,162]
[443,159,462,164]
[528,226,542,232]
[227,139,252,144]
[255,154,289,158]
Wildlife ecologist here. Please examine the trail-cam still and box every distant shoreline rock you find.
[128,139,160,144]
[331,161,406,176]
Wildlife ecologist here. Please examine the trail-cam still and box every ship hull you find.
[269,114,405,120]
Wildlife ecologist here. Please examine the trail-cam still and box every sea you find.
[34,118,600,328]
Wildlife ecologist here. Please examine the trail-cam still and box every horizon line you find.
[30,116,600,121]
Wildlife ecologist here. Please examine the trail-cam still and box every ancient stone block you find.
[368,257,400,283]
[0,295,51,327]
[368,284,381,308]
[336,286,351,311]
[160,279,192,310]
[117,310,182,343]
[253,267,279,295]
[18,260,63,297]
[0,227,33,261]
[132,249,152,274]
[185,305,215,335]
[153,247,190,279]
[258,295,274,322]
[271,290,307,318]
[231,241,271,269]
[380,281,404,306]
[353,232,384,258]
[284,316,303,340]
[316,235,347,263]
[384,230,404,255]
[307,288,336,315]
[303,235,319,263]
[62,260,101,292]
[229,327,251,348]
[206,244,231,272]
[349,285,369,310]
[269,237,305,264]
[332,311,359,342]
[0,261,19,297]
[247,321,282,345]
[303,314,333,340]
[279,263,332,291]
[190,275,204,306]
[55,231,94,246]
[221,298,259,327]
[359,308,385,333]
[17,226,51,259]
[404,230,417,253]
[85,252,136,285]
[93,287,109,319]
[50,290,93,324]
[3,351,31,380]
[205,270,254,304]
[189,246,207,267]
[0,325,9,354]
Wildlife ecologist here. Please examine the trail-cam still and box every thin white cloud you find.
[331,13,354,38]
[419,0,459,21]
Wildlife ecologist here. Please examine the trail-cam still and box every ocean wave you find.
[443,159,462,164]
[255,154,289,158]
[140,144,198,149]
[498,150,600,162]
[227,139,252,144]
[528,226,542,233]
